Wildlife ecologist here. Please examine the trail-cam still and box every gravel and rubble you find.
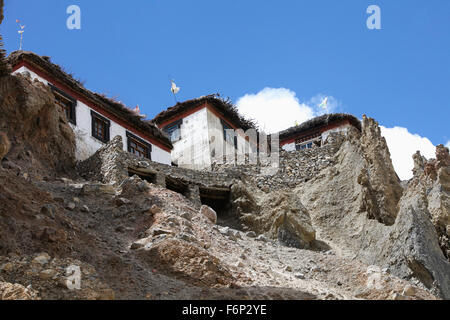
[0,163,439,300]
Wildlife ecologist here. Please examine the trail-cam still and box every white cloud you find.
[236,87,437,181]
[446,140,450,149]
[380,126,436,181]
[236,87,338,134]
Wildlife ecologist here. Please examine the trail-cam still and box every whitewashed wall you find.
[170,108,211,170]
[151,144,172,165]
[206,108,247,153]
[207,108,233,161]
[13,66,172,165]
[321,124,352,142]
[281,142,296,151]
[206,108,251,163]
[169,106,257,169]
[13,66,49,85]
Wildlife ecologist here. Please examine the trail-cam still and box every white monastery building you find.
[9,51,173,164]
[152,95,258,170]
[8,51,361,171]
[279,114,361,151]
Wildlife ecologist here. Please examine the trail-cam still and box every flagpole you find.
[170,79,180,104]
[17,20,25,51]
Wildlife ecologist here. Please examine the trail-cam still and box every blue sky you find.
[1,0,449,178]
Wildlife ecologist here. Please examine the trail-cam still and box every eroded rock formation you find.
[294,118,450,298]
[0,73,76,176]
[359,115,403,225]
[412,145,450,259]
[231,181,316,249]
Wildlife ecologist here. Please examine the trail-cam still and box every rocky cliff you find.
[0,1,448,299]
[294,119,449,298]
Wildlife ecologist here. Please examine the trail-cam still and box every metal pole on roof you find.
[170,79,180,104]
[16,20,26,50]
[172,91,178,104]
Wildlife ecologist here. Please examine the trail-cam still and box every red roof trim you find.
[159,102,252,143]
[13,60,172,152]
[159,103,208,129]
[159,102,239,131]
[280,120,351,146]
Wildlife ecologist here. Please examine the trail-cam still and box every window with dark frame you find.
[126,132,152,160]
[295,141,317,151]
[295,132,322,151]
[50,85,76,125]
[163,120,182,142]
[91,111,110,143]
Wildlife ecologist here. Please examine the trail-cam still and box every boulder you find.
[130,237,152,250]
[200,205,217,224]
[81,183,116,196]
[219,227,230,235]
[119,176,150,198]
[235,186,316,249]
[39,269,58,280]
[256,235,268,242]
[246,231,257,238]
[66,202,76,211]
[77,136,129,186]
[32,253,51,265]
[402,285,416,297]
[136,239,236,287]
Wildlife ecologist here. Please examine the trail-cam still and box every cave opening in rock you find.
[128,168,157,184]
[165,176,189,198]
[200,188,242,230]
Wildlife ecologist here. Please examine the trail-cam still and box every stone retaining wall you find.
[210,132,344,191]
[77,132,346,200]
